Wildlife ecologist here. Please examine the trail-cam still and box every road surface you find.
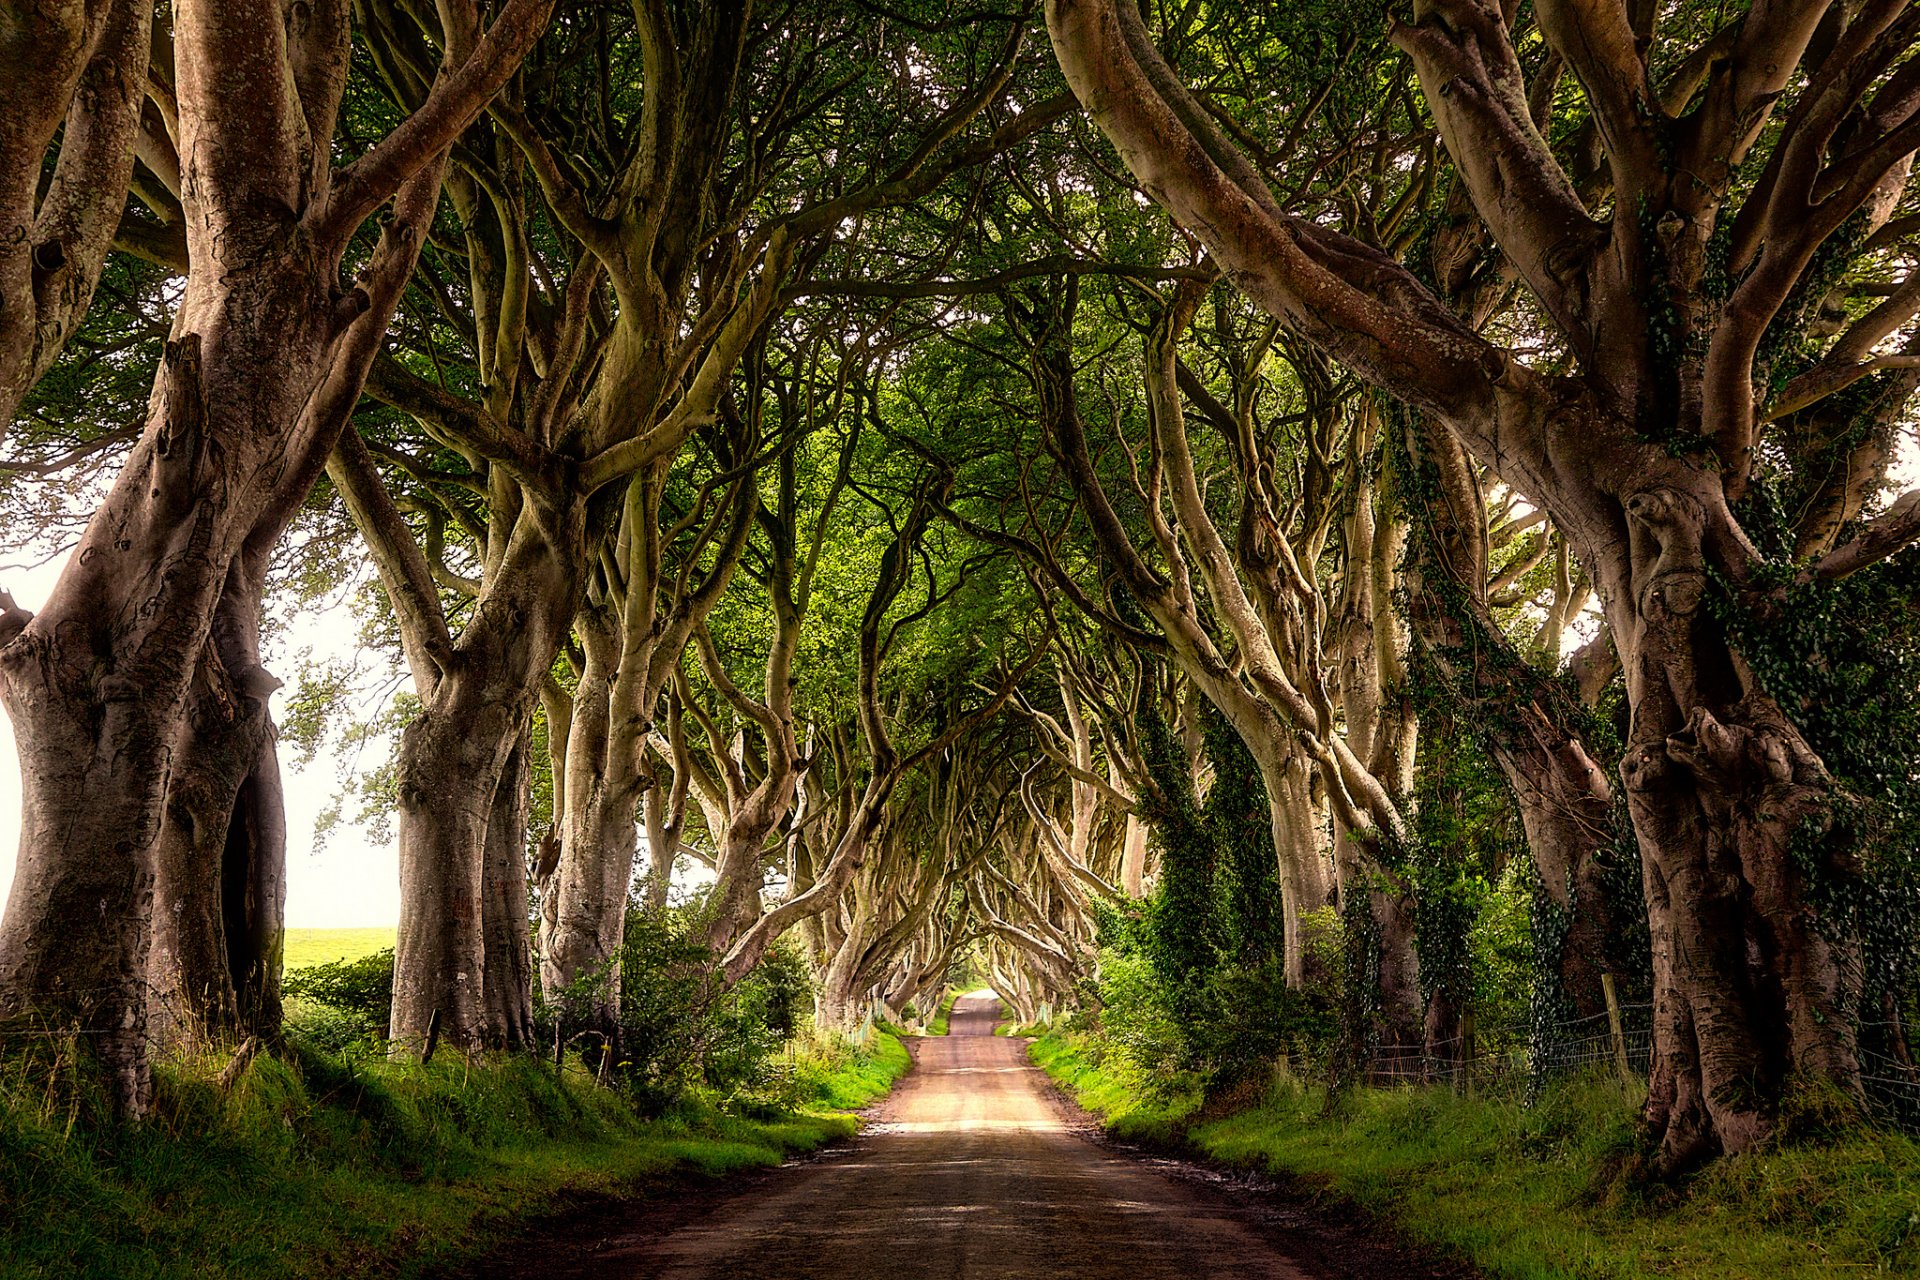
[566,993,1452,1279]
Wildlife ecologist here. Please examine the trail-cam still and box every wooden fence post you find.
[1600,973,1632,1083]
[421,1007,443,1067]
[1460,1009,1476,1098]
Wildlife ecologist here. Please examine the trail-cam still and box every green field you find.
[282,927,395,970]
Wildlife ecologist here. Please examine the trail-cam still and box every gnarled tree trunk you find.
[390,500,585,1054]
[540,607,633,1027]
[148,560,287,1049]
[1606,480,1861,1168]
[481,738,535,1050]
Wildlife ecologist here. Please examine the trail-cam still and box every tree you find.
[1047,0,1920,1167]
[0,0,151,437]
[0,0,552,1110]
[328,3,1066,1054]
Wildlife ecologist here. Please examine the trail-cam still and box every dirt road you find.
[553,994,1457,1280]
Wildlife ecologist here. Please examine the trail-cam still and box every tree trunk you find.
[642,782,678,912]
[1372,874,1426,1065]
[148,674,285,1050]
[1119,814,1149,898]
[817,929,870,1030]
[0,324,326,1112]
[391,501,585,1055]
[392,696,515,1057]
[706,764,804,959]
[481,738,535,1050]
[1232,745,1324,989]
[539,611,637,1031]
[1271,750,1332,909]
[1607,482,1863,1171]
[148,551,290,1050]
[1500,742,1618,1021]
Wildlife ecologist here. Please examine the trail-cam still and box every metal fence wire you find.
[1857,1021,1920,1130]
[1362,1000,1654,1093]
[1360,999,1920,1135]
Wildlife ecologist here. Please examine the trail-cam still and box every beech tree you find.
[0,0,552,1110]
[1047,0,1920,1167]
[328,3,1070,1054]
[678,389,1048,984]
[0,0,151,438]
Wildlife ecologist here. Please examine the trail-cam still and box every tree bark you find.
[1611,481,1862,1168]
[0,0,152,437]
[641,769,683,913]
[1118,814,1149,898]
[540,606,632,1030]
[481,737,535,1050]
[148,562,287,1050]
[390,498,585,1055]
[1502,741,1618,1020]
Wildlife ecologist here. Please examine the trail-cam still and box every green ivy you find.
[1715,555,1920,1007]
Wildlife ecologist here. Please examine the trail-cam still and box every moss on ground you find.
[0,1029,909,1279]
[1030,1029,1920,1280]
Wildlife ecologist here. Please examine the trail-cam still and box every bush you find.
[283,948,394,1052]
[1088,899,1343,1099]
[540,903,814,1112]
[279,909,815,1113]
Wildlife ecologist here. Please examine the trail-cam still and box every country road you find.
[485,993,1461,1280]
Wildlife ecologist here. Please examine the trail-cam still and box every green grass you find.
[0,1028,910,1279]
[994,1011,1048,1039]
[926,989,959,1037]
[1029,1030,1199,1146]
[282,928,395,970]
[793,1028,911,1112]
[1030,1029,1920,1279]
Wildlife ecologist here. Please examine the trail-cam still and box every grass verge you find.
[994,1015,1047,1038]
[1030,1028,1920,1279]
[926,989,959,1037]
[0,1028,909,1279]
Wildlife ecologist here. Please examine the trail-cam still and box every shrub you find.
[539,902,814,1112]
[283,948,394,1052]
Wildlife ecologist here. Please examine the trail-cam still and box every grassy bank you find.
[926,989,960,1037]
[0,1028,909,1280]
[1031,1029,1920,1279]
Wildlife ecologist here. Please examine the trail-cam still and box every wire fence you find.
[1359,997,1920,1136]
[1361,1000,1654,1095]
[1857,1021,1920,1130]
